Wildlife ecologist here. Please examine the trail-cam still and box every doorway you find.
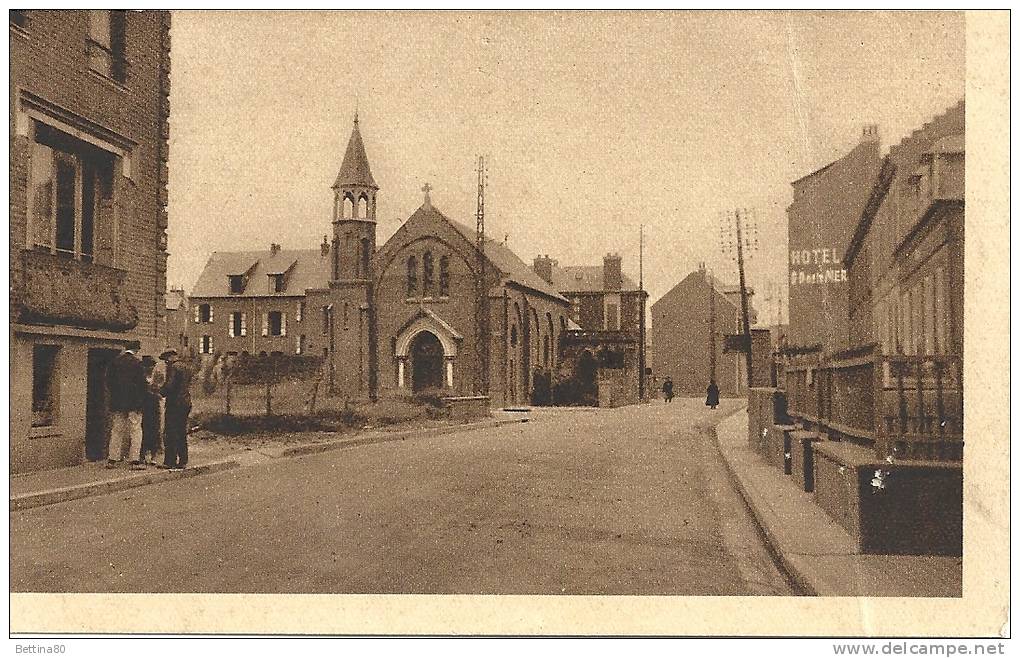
[85,347,119,461]
[410,331,444,392]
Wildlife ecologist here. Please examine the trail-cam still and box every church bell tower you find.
[331,112,378,283]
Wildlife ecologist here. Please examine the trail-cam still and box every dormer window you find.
[228,275,244,294]
[269,273,285,293]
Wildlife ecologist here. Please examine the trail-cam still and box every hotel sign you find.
[789,247,847,285]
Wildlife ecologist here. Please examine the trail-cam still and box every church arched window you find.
[406,255,418,297]
[343,195,354,219]
[422,251,434,296]
[510,324,518,347]
[357,195,368,219]
[438,255,450,296]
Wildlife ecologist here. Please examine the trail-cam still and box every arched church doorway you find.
[410,331,444,392]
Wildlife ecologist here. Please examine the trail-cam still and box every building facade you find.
[9,10,171,473]
[845,101,964,359]
[786,126,882,351]
[651,265,756,397]
[533,254,648,404]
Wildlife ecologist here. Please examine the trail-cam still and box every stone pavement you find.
[10,413,526,512]
[712,406,963,597]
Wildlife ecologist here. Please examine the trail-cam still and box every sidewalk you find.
[11,413,527,512]
[712,406,963,597]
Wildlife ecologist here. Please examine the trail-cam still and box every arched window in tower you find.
[357,195,368,219]
[343,195,354,219]
[360,238,370,277]
[406,255,417,297]
[422,251,434,296]
[438,256,450,297]
[510,324,518,347]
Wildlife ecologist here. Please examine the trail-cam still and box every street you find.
[11,399,791,595]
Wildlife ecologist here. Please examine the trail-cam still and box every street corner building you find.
[186,115,576,408]
[651,264,760,397]
[9,10,172,473]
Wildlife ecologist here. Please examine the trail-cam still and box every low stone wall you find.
[596,370,639,408]
[813,441,962,556]
[440,396,491,421]
[766,423,796,474]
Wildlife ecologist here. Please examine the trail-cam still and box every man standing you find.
[160,350,193,471]
[139,355,163,465]
[107,342,147,469]
[662,376,674,403]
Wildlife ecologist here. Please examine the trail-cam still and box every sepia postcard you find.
[7,8,1010,640]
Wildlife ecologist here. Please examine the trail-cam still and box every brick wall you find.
[10,10,171,347]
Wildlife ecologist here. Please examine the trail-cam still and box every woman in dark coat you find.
[706,380,720,409]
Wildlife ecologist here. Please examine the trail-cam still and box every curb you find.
[705,406,818,596]
[278,417,527,458]
[10,459,241,512]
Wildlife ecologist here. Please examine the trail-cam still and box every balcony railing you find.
[16,249,138,331]
[783,344,962,462]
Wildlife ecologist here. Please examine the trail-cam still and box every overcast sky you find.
[167,10,965,324]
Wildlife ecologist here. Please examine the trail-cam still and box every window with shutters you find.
[297,334,306,355]
[229,311,246,338]
[87,10,127,83]
[196,303,212,323]
[27,123,114,262]
[200,336,213,354]
[269,273,285,293]
[296,300,304,322]
[268,311,284,336]
[228,275,244,294]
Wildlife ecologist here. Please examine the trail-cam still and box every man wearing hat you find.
[107,341,147,469]
[159,349,193,471]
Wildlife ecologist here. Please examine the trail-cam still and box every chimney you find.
[533,254,555,285]
[320,235,330,257]
[603,253,622,291]
[861,124,880,144]
[270,243,281,256]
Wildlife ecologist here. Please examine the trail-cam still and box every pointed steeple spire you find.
[333,112,378,190]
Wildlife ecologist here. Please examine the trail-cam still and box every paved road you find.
[11,398,791,595]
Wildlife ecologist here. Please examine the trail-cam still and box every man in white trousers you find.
[107,341,147,469]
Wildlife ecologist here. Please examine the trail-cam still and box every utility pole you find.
[720,208,759,390]
[475,155,490,395]
[638,224,646,400]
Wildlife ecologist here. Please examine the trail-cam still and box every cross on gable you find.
[422,182,432,206]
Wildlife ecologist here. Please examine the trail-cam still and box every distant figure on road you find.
[160,349,193,471]
[706,380,720,410]
[662,376,674,403]
[107,342,147,469]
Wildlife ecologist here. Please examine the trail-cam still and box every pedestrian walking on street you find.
[706,380,720,410]
[662,376,674,403]
[107,342,147,469]
[160,349,193,471]
[139,355,163,465]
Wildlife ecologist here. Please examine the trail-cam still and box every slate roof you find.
[333,116,378,190]
[190,248,331,298]
[406,203,568,303]
[548,264,640,293]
